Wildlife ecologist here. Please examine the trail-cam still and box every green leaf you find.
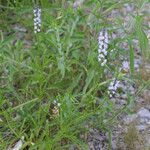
[57,56,65,79]
[135,16,149,58]
[68,72,83,92]
[128,39,135,75]
[83,69,95,94]
[0,35,15,50]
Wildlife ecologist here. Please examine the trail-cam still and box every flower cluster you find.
[108,79,120,98]
[98,29,109,66]
[33,7,41,33]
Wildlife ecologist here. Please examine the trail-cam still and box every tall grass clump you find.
[0,0,149,149]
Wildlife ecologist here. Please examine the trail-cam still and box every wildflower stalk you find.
[98,29,109,67]
[33,6,41,34]
[108,79,120,98]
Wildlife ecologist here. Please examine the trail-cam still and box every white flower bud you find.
[98,29,109,66]
[108,79,120,98]
[33,7,41,33]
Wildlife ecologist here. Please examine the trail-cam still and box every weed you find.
[124,123,144,150]
[0,0,149,149]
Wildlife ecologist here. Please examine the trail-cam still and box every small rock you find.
[13,140,23,150]
[13,25,27,32]
[146,120,150,125]
[124,114,137,124]
[137,108,150,119]
[121,93,127,100]
[8,137,24,150]
[111,140,117,150]
[140,118,149,124]
[136,125,147,131]
[0,118,3,122]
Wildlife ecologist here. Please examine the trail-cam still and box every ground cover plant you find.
[0,0,149,149]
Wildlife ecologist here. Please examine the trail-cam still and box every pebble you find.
[146,120,150,125]
[136,124,147,131]
[111,140,117,150]
[121,93,127,99]
[12,25,27,32]
[123,114,137,124]
[137,108,150,119]
[140,118,149,124]
[0,118,3,122]
[8,139,23,150]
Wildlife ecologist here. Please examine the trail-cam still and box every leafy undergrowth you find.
[0,0,149,149]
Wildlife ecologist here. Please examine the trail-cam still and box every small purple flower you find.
[108,79,120,97]
[98,29,109,66]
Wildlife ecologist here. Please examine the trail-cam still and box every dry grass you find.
[124,123,145,150]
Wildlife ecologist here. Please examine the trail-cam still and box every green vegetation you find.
[0,0,149,149]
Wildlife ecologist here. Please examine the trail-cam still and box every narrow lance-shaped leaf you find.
[135,16,148,58]
[128,38,135,75]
